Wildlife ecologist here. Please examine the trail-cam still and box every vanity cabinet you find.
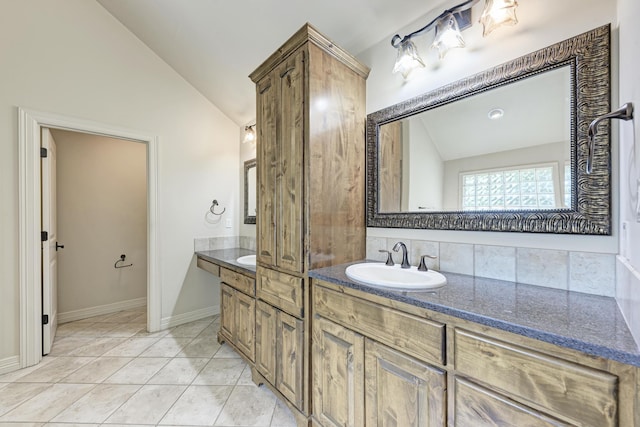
[311,279,639,427]
[217,267,256,363]
[312,285,446,427]
[249,23,369,423]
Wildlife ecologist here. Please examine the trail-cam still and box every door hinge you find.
[40,147,47,158]
[42,314,49,325]
[41,231,48,241]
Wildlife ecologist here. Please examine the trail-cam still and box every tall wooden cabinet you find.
[249,23,369,424]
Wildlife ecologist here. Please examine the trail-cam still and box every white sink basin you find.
[345,263,447,290]
[236,255,256,266]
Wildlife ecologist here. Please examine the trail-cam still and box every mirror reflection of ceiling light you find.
[391,0,519,79]
[487,108,504,119]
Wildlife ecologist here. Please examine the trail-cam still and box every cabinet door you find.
[256,74,277,266]
[454,377,572,427]
[220,283,235,341]
[276,51,305,273]
[255,300,277,384]
[312,316,365,427]
[365,340,446,427]
[276,309,304,410]
[235,291,255,362]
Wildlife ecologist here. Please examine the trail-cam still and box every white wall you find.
[54,130,147,318]
[359,0,618,254]
[0,0,239,362]
[404,119,444,211]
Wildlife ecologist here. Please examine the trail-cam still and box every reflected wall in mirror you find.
[368,25,611,234]
[244,158,256,224]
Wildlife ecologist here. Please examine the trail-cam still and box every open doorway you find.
[41,128,148,355]
[19,108,161,368]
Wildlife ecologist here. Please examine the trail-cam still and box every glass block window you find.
[564,162,572,208]
[460,163,560,211]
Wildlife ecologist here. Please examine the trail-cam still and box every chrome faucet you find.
[392,241,411,269]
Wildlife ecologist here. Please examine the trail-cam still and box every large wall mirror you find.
[367,25,611,234]
[244,158,256,224]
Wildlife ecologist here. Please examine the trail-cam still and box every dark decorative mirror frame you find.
[366,25,611,234]
[244,158,257,225]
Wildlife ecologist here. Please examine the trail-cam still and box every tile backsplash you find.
[617,257,640,345]
[367,236,616,297]
[194,236,256,252]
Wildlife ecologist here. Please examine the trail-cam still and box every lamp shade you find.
[392,39,425,79]
[432,13,466,59]
[480,0,518,37]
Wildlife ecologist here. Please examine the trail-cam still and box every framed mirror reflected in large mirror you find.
[244,158,256,224]
[367,25,611,234]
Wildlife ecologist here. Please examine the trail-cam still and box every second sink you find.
[345,262,447,290]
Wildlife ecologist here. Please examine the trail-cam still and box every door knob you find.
[55,242,65,251]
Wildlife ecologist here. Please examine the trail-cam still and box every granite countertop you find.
[196,248,256,277]
[309,261,640,367]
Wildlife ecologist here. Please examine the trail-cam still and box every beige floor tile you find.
[59,357,132,383]
[67,337,127,357]
[0,383,95,422]
[0,358,57,383]
[51,384,140,423]
[270,399,297,427]
[106,311,145,323]
[104,384,186,425]
[168,321,212,338]
[103,357,170,384]
[236,364,255,386]
[0,423,45,427]
[139,337,193,358]
[46,424,99,427]
[72,323,120,337]
[0,383,51,416]
[214,385,276,426]
[176,336,220,358]
[55,322,94,337]
[147,357,209,385]
[47,336,95,356]
[101,323,147,338]
[213,344,242,359]
[15,357,94,383]
[159,385,232,426]
[101,337,159,357]
[192,358,246,386]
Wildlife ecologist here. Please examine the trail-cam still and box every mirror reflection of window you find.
[459,163,562,211]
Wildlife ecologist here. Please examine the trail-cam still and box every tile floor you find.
[0,307,296,427]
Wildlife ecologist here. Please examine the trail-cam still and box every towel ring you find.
[209,199,226,215]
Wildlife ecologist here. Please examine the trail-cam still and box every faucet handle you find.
[418,255,437,271]
[378,250,395,266]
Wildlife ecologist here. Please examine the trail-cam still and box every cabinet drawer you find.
[197,257,220,276]
[257,267,303,318]
[454,377,572,427]
[454,329,617,427]
[221,267,255,296]
[314,284,445,366]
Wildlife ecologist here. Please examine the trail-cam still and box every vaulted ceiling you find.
[97,0,447,126]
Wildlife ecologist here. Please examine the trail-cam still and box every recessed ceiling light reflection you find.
[488,108,504,120]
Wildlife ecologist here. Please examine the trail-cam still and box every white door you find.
[42,128,59,355]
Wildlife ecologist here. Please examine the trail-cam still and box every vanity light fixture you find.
[243,124,256,144]
[487,108,504,119]
[391,0,519,78]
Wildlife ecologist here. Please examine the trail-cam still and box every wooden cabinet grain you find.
[310,279,638,427]
[217,269,256,363]
[250,23,369,423]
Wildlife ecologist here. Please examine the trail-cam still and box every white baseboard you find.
[58,297,147,324]
[0,356,20,375]
[160,305,220,330]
